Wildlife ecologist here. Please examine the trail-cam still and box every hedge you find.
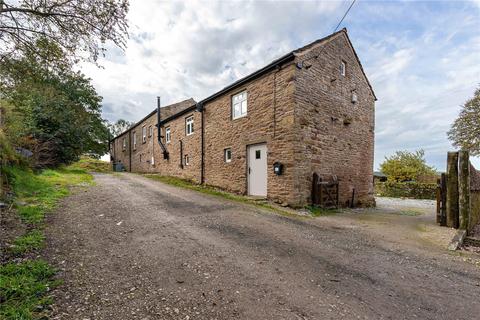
[375,181,437,200]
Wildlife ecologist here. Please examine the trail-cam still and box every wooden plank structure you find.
[436,173,447,226]
[311,173,339,208]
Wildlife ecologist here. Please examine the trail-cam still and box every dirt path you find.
[44,173,480,320]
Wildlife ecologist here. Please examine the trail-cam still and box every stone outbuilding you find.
[110,29,376,207]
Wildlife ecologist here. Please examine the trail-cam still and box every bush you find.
[375,181,437,200]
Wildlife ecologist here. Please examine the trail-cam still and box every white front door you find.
[247,143,267,196]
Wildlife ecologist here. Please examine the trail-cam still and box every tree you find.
[0,0,129,63]
[0,43,110,167]
[448,87,480,156]
[380,150,437,182]
[107,119,134,138]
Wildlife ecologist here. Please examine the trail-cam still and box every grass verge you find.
[307,206,340,217]
[0,260,57,319]
[143,174,306,218]
[1,163,94,319]
[67,156,111,173]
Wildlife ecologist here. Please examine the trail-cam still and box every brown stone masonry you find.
[111,29,375,208]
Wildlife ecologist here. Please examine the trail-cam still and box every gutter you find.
[128,130,132,172]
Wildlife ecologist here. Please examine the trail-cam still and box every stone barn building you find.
[110,29,376,207]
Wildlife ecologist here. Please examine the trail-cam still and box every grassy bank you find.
[143,174,313,218]
[1,164,95,319]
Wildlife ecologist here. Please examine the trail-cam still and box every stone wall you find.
[203,63,298,205]
[293,32,376,207]
[111,108,202,183]
[470,163,480,230]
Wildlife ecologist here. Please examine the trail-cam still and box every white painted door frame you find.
[247,143,268,197]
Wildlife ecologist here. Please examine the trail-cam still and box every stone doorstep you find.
[448,229,467,251]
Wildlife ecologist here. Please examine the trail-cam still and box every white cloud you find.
[80,0,480,171]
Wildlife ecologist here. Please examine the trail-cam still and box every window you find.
[186,116,194,136]
[133,132,137,149]
[224,148,232,163]
[184,154,189,166]
[142,126,147,143]
[122,138,126,151]
[256,150,261,159]
[232,91,247,119]
[340,61,346,76]
[148,126,153,137]
[165,127,171,143]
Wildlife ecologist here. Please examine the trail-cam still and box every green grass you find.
[10,230,45,255]
[1,162,95,319]
[0,260,58,319]
[5,166,93,224]
[143,174,303,218]
[307,206,340,217]
[68,156,111,173]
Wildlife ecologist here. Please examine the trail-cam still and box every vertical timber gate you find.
[436,173,447,226]
[311,173,339,208]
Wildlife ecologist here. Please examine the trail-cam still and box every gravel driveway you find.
[44,173,480,320]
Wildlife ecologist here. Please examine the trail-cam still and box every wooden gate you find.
[436,173,447,226]
[311,173,339,208]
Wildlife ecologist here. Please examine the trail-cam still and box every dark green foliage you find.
[380,149,437,182]
[1,42,110,167]
[375,181,437,200]
[448,87,480,156]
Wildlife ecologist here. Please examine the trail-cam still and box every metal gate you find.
[436,173,447,226]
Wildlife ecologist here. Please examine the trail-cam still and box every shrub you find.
[375,181,437,200]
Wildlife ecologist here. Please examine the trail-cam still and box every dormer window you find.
[340,61,346,76]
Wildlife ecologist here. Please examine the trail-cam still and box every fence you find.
[437,151,480,233]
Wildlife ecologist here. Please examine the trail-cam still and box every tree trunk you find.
[446,152,459,228]
[458,150,470,231]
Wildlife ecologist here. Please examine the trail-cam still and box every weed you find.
[11,230,45,255]
[68,156,111,173]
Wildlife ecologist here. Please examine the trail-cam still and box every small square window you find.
[232,91,247,119]
[224,148,232,163]
[186,116,194,136]
[255,150,261,159]
[165,127,171,143]
[340,61,346,76]
[184,154,189,166]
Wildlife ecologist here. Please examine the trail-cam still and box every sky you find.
[80,0,480,170]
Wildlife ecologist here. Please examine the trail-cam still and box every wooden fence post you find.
[446,152,459,228]
[440,173,447,226]
[458,150,470,231]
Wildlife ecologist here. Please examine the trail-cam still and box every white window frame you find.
[340,61,346,76]
[224,148,232,163]
[122,138,126,151]
[148,125,153,137]
[186,116,194,136]
[142,126,147,143]
[165,127,171,143]
[133,132,137,150]
[184,154,189,166]
[232,91,248,120]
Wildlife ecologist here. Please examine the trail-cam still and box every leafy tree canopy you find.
[0,42,110,167]
[107,119,134,139]
[380,149,437,182]
[0,0,129,63]
[448,86,480,156]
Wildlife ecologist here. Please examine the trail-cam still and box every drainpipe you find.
[128,130,132,172]
[197,102,205,184]
[156,96,169,160]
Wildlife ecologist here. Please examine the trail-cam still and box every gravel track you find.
[44,173,480,320]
